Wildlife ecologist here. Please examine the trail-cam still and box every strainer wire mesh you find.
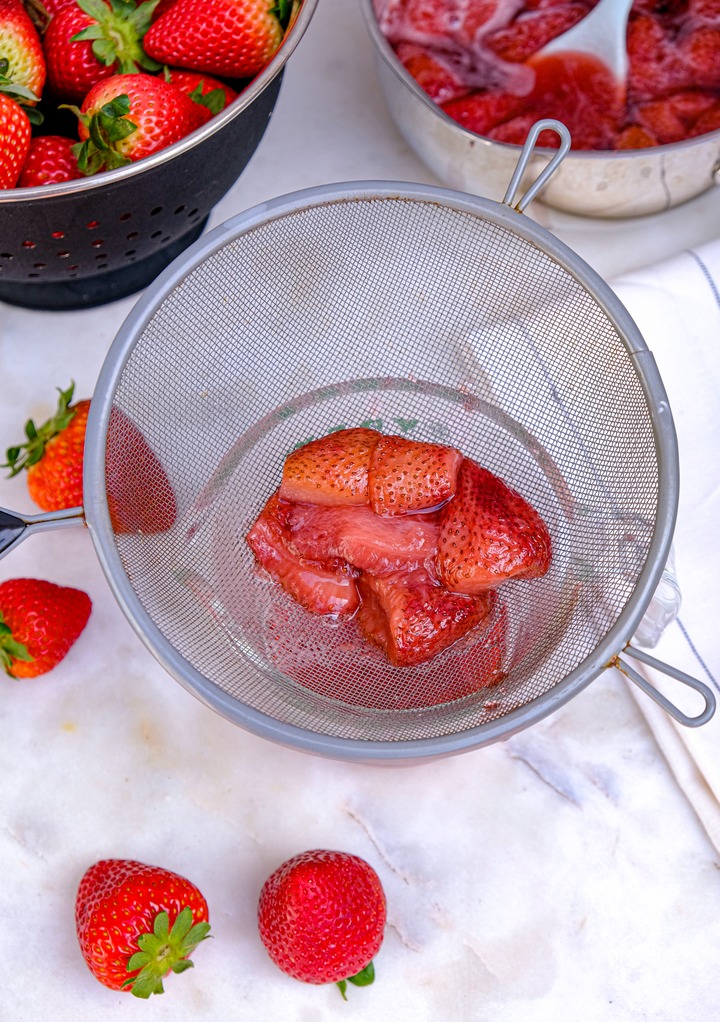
[95,191,663,747]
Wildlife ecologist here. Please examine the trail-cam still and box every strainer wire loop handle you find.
[0,505,85,558]
[502,118,572,213]
[618,645,716,727]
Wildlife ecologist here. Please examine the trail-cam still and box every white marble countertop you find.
[2,0,720,1018]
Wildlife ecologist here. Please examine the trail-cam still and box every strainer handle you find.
[618,645,716,728]
[502,119,572,213]
[0,505,85,558]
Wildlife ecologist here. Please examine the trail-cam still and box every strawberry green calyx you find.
[0,615,34,676]
[336,961,376,1000]
[71,0,162,74]
[0,63,43,125]
[122,907,211,999]
[66,96,137,174]
[3,383,77,478]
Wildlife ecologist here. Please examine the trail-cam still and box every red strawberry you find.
[690,100,720,136]
[441,90,525,136]
[626,13,692,100]
[43,0,160,104]
[267,586,507,707]
[164,68,238,124]
[395,42,468,104]
[3,383,86,511]
[285,501,440,575]
[247,492,360,617]
[367,434,462,515]
[144,0,289,80]
[279,428,381,506]
[18,133,80,185]
[257,849,386,996]
[0,577,91,678]
[0,0,46,98]
[75,859,210,998]
[614,122,657,148]
[356,566,496,667]
[484,4,589,62]
[436,458,552,593]
[0,90,31,187]
[679,26,720,89]
[4,383,177,534]
[105,404,178,534]
[70,72,200,173]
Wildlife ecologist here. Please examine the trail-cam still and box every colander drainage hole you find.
[0,253,13,261]
[119,212,132,221]
[174,205,186,214]
[151,230,163,239]
[22,240,35,249]
[51,231,64,239]
[126,231,139,240]
[86,220,100,230]
[150,206,163,216]
[90,239,105,248]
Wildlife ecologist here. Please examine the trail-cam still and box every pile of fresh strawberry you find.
[246,428,552,689]
[0,0,298,188]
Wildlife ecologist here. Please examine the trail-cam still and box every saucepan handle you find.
[618,644,716,728]
[502,118,572,213]
[0,505,85,558]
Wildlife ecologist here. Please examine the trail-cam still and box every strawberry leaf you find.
[2,384,77,478]
[336,961,375,998]
[0,616,35,676]
[121,907,211,999]
[188,83,227,115]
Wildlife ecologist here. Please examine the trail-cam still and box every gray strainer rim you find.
[83,180,679,760]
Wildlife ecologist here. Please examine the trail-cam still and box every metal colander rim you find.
[82,180,679,760]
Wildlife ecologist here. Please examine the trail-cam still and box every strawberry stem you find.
[336,961,375,999]
[72,0,162,74]
[121,906,211,998]
[2,383,77,478]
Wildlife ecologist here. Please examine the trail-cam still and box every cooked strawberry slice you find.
[441,90,525,136]
[247,493,359,617]
[367,434,462,516]
[285,502,439,575]
[437,458,552,593]
[395,42,468,104]
[279,428,381,506]
[356,568,497,668]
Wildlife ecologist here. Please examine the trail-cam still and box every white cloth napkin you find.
[609,240,720,851]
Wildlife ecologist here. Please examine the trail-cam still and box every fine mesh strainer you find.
[1,122,714,761]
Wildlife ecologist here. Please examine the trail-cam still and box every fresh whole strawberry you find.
[257,849,386,997]
[0,0,46,98]
[0,577,91,678]
[69,72,202,172]
[144,0,292,80]
[279,427,381,506]
[3,382,85,510]
[164,68,238,124]
[75,859,210,998]
[0,90,31,187]
[4,382,177,534]
[18,133,80,185]
[436,457,552,593]
[43,0,161,104]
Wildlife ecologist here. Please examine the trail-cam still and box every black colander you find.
[0,0,318,312]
